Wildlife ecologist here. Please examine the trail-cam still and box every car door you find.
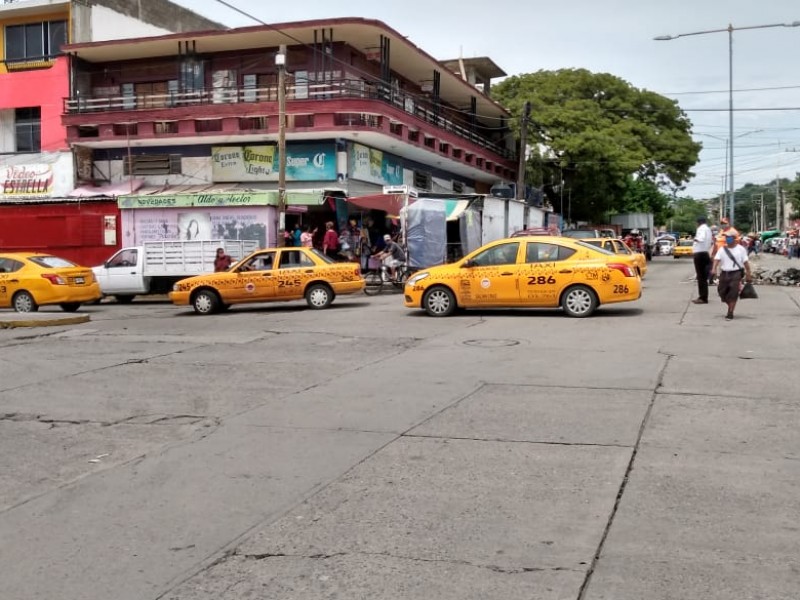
[275,249,315,299]
[100,248,143,294]
[518,241,577,307]
[458,241,521,307]
[229,251,277,302]
[0,257,25,308]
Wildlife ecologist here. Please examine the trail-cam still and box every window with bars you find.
[123,154,182,176]
[4,20,67,62]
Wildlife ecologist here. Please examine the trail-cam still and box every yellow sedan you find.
[673,239,694,258]
[582,238,647,277]
[0,253,102,312]
[170,247,365,314]
[404,236,641,318]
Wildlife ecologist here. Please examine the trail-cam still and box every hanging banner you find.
[349,143,403,186]
[118,191,276,209]
[211,143,337,182]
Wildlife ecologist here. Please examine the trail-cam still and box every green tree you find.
[493,69,701,222]
[669,197,708,236]
[620,177,674,226]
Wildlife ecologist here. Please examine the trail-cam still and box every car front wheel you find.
[192,289,220,315]
[423,286,456,317]
[561,285,598,318]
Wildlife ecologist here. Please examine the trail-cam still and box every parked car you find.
[581,238,647,277]
[404,236,641,318]
[169,247,364,314]
[0,253,102,313]
[561,229,602,239]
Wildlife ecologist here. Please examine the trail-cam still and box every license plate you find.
[74,277,85,284]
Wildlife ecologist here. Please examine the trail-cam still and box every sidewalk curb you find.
[0,315,90,329]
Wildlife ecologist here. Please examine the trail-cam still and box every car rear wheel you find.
[12,291,38,313]
[60,303,81,312]
[561,285,598,318]
[423,286,456,317]
[306,283,333,309]
[192,289,220,315]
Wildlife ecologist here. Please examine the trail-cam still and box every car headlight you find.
[407,272,430,286]
[172,283,181,292]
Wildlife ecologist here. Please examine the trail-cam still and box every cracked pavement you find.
[0,254,799,600]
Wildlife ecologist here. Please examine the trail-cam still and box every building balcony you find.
[63,79,516,166]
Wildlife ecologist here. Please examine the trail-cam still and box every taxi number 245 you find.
[528,276,557,285]
[277,279,302,288]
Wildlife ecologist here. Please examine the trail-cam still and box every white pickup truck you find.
[93,240,260,302]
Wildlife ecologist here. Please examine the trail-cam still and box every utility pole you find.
[276,44,287,246]
[775,176,781,230]
[516,101,531,201]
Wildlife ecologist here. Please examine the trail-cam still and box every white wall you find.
[0,110,14,153]
[106,157,212,187]
[508,200,525,234]
[481,197,507,244]
[90,5,171,41]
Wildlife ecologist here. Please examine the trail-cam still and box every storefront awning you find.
[70,179,144,198]
[347,194,472,221]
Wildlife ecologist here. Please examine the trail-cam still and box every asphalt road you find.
[0,253,798,600]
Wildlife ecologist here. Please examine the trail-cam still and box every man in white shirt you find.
[691,216,714,304]
[711,233,752,321]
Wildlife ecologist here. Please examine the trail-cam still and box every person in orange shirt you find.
[713,217,740,256]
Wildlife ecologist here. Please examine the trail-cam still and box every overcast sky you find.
[173,0,800,200]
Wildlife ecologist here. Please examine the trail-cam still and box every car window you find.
[309,248,334,264]
[615,241,632,254]
[241,252,275,271]
[28,256,77,269]
[279,250,315,269]
[107,249,138,267]
[525,242,575,263]
[601,241,615,252]
[576,241,614,255]
[0,257,24,273]
[583,240,602,248]
[471,242,520,266]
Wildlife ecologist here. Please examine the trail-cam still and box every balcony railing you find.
[64,79,514,160]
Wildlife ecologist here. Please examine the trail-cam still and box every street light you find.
[695,129,763,218]
[655,21,800,227]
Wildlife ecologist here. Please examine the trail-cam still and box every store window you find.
[15,107,41,152]
[4,20,67,62]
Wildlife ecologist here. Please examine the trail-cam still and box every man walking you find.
[691,216,714,304]
[711,233,752,321]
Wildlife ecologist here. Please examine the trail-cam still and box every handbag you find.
[739,282,758,299]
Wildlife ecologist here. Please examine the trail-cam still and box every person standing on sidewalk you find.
[711,234,752,321]
[691,216,714,304]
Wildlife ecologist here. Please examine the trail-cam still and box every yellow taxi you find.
[672,239,694,258]
[0,252,102,313]
[582,238,647,277]
[169,246,365,314]
[404,236,641,318]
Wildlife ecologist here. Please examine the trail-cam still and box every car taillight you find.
[41,273,67,285]
[607,263,636,277]
[354,267,361,277]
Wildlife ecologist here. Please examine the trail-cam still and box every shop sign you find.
[350,143,403,186]
[211,143,337,182]
[118,191,276,209]
[1,164,54,196]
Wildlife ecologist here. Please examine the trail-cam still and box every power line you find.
[663,83,800,96]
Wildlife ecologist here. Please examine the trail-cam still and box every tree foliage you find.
[492,69,701,222]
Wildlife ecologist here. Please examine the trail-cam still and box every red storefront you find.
[0,200,120,266]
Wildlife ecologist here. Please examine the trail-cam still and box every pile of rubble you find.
[752,267,800,286]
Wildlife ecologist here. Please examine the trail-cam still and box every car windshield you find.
[679,240,693,247]
[28,256,77,269]
[575,241,614,255]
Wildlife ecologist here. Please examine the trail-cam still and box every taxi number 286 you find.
[613,284,630,294]
[528,276,557,285]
